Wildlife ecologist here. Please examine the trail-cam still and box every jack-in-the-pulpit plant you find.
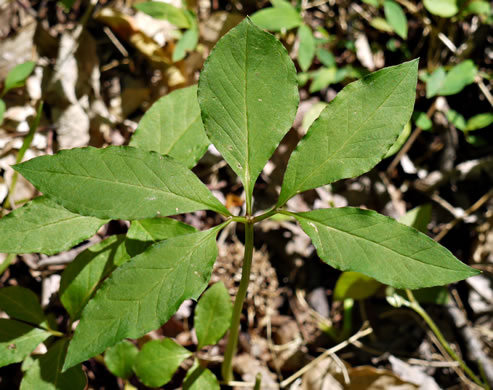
[0,18,479,389]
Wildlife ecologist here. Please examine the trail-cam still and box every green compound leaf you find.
[250,1,302,31]
[384,0,408,39]
[183,360,220,390]
[104,340,138,379]
[293,208,479,289]
[63,226,223,371]
[59,235,130,320]
[194,282,233,349]
[198,18,299,209]
[438,60,477,96]
[0,196,106,255]
[333,272,381,301]
[20,339,86,390]
[279,60,418,206]
[424,0,458,17]
[134,338,192,387]
[14,146,230,220]
[3,61,36,95]
[297,24,316,72]
[129,85,209,168]
[0,286,45,325]
[134,1,191,28]
[0,319,50,368]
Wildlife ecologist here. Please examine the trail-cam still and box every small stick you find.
[434,188,493,242]
[280,325,373,388]
[387,100,437,176]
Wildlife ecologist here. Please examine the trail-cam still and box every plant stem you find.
[221,221,254,382]
[405,289,485,388]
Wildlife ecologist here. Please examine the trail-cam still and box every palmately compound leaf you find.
[0,286,45,325]
[63,226,223,371]
[104,340,138,379]
[278,60,418,206]
[194,282,233,349]
[0,319,50,368]
[293,208,479,289]
[14,146,230,220]
[129,85,209,168]
[20,339,86,390]
[198,18,299,210]
[134,339,192,387]
[0,196,106,255]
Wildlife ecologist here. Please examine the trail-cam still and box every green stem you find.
[4,102,43,209]
[252,207,278,223]
[405,289,485,388]
[221,221,254,382]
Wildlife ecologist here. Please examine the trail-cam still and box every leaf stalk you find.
[221,221,254,382]
[405,289,485,388]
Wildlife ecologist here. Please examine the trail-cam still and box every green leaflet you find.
[104,340,138,379]
[0,319,50,368]
[129,85,209,168]
[20,339,86,390]
[278,60,418,206]
[333,272,381,301]
[423,0,458,17]
[465,113,493,131]
[127,217,197,242]
[60,219,197,320]
[292,208,479,289]
[297,24,315,72]
[59,235,130,320]
[2,61,36,95]
[134,339,192,387]
[398,204,432,233]
[425,67,446,98]
[134,1,191,28]
[183,360,220,390]
[173,27,199,62]
[0,99,5,124]
[438,60,477,96]
[384,0,408,39]
[0,286,45,325]
[14,146,230,220]
[63,226,224,371]
[250,1,302,31]
[198,18,299,211]
[384,121,411,158]
[0,196,106,255]
[194,282,233,349]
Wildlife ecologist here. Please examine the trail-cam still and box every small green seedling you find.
[0,18,479,388]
